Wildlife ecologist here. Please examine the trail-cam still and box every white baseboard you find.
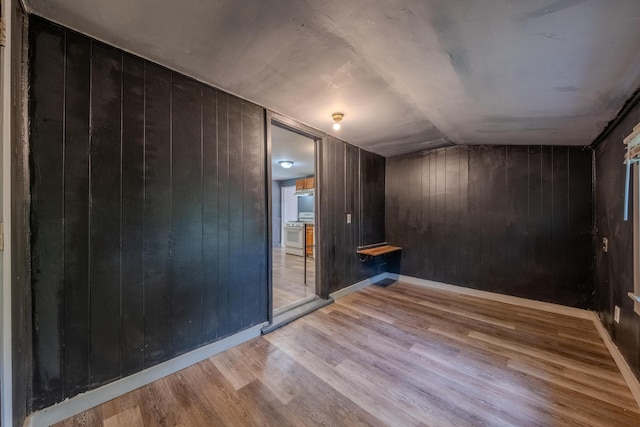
[329,272,387,300]
[590,312,640,410]
[27,322,267,427]
[392,274,592,319]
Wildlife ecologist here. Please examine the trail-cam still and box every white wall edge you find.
[1,0,13,425]
[391,274,593,320]
[590,311,640,410]
[27,322,267,427]
[329,272,387,300]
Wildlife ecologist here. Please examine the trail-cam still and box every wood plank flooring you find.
[55,282,640,426]
[273,246,316,309]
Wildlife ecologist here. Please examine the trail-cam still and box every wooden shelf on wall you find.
[356,245,402,257]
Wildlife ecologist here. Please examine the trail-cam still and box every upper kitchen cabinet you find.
[304,177,315,189]
[296,177,315,190]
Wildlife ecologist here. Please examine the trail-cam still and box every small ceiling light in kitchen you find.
[279,160,294,169]
[332,112,344,131]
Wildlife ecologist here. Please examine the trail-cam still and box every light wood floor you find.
[272,246,316,310]
[56,282,640,427]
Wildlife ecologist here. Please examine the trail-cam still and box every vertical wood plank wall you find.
[11,3,31,426]
[361,150,385,246]
[319,138,386,296]
[29,17,268,409]
[594,98,640,382]
[28,16,386,410]
[386,145,593,308]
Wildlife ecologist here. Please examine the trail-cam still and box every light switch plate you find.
[602,237,608,253]
[346,213,352,224]
[614,305,621,323]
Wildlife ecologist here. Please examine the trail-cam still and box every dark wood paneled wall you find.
[361,149,385,246]
[29,17,267,409]
[12,3,31,426]
[319,137,386,296]
[386,145,593,308]
[594,99,640,381]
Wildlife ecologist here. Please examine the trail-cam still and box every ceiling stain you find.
[520,0,590,21]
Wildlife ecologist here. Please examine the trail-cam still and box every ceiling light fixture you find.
[279,160,294,169]
[332,112,344,131]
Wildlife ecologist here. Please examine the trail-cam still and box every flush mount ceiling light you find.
[279,160,294,169]
[332,112,344,131]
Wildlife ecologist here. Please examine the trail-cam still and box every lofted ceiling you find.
[25,0,640,157]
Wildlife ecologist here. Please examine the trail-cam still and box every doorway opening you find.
[264,113,331,334]
[271,124,316,311]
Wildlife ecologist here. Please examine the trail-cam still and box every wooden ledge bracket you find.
[357,245,402,257]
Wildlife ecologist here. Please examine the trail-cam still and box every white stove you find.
[298,212,314,224]
[284,212,314,256]
[284,221,305,228]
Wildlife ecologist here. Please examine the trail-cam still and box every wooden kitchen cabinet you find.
[306,225,314,257]
[304,177,315,189]
[296,177,315,190]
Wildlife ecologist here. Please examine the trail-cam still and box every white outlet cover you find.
[346,213,352,224]
[614,306,621,323]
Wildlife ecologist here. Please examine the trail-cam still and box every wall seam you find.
[168,71,173,357]
[60,27,66,401]
[142,60,146,368]
[87,37,93,391]
[199,84,204,342]
[118,50,123,382]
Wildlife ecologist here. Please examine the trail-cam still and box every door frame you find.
[265,111,325,323]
